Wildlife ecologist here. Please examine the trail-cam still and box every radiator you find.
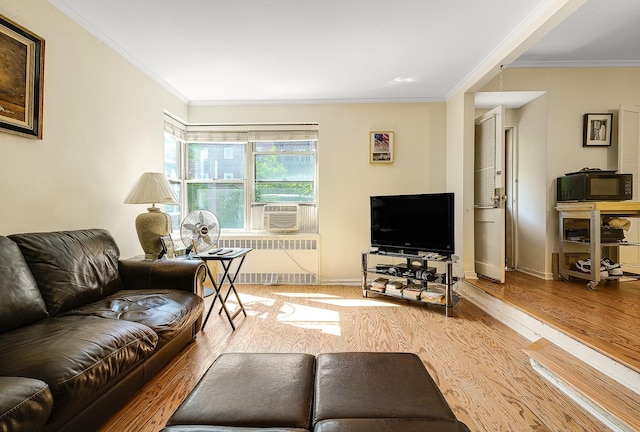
[216,235,319,284]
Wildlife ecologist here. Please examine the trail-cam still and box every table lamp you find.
[124,172,179,258]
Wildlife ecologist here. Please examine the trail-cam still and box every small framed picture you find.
[159,235,176,259]
[583,113,613,147]
[370,131,394,163]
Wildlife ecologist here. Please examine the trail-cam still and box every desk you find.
[195,248,251,330]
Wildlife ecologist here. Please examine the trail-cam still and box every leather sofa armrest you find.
[119,259,207,298]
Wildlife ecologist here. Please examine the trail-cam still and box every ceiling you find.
[49,0,640,105]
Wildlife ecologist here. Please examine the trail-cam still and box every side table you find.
[194,248,251,330]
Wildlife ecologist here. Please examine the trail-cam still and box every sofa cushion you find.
[0,237,49,332]
[0,376,53,432]
[9,229,123,316]
[0,315,157,423]
[63,289,204,346]
[314,418,471,432]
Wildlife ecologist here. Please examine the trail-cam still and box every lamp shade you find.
[124,172,179,206]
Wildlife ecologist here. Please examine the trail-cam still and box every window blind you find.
[164,113,318,143]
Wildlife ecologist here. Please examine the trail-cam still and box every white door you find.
[617,105,640,273]
[474,106,506,282]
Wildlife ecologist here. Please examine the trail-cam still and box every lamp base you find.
[135,207,172,259]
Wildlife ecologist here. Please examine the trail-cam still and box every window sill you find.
[220,231,319,239]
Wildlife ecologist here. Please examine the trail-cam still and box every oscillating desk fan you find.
[180,209,221,255]
[180,210,220,298]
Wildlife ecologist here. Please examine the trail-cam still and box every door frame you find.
[505,125,518,270]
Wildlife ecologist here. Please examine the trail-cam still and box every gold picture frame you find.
[0,14,45,139]
[370,131,394,163]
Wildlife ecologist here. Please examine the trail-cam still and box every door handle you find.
[493,188,506,207]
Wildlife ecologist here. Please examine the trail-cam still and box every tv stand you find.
[361,250,459,317]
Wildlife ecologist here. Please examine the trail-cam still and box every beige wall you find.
[188,103,447,282]
[0,0,188,259]
[480,67,640,277]
[6,1,634,282]
[513,94,548,277]
[0,0,449,283]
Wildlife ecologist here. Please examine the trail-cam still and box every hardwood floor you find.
[467,271,640,375]
[99,279,626,432]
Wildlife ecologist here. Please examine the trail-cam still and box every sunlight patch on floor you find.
[277,302,340,333]
[238,293,276,305]
[277,302,341,335]
[280,320,342,336]
[311,298,399,307]
[233,293,275,319]
[229,289,400,336]
[230,293,342,335]
[273,292,341,299]
[273,292,399,307]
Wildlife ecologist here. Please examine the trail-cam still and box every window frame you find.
[164,115,318,235]
[251,140,317,204]
[184,140,248,231]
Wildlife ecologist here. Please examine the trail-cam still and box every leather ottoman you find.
[312,352,470,432]
[163,353,315,432]
[163,352,470,432]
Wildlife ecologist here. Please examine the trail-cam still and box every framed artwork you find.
[583,113,613,147]
[159,235,176,259]
[0,15,45,139]
[370,131,394,163]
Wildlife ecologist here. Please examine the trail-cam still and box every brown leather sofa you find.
[0,229,206,432]
[163,352,471,432]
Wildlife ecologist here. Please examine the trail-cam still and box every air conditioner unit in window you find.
[263,204,299,232]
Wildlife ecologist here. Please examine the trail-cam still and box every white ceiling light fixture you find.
[392,77,416,83]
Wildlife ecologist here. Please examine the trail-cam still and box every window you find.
[254,140,316,203]
[164,116,318,234]
[164,133,182,232]
[186,142,246,229]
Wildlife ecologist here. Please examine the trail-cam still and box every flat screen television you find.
[370,192,455,256]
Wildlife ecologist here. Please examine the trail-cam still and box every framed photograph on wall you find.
[0,15,45,139]
[370,131,394,163]
[583,113,613,147]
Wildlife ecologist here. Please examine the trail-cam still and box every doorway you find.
[474,91,546,279]
[473,113,519,280]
